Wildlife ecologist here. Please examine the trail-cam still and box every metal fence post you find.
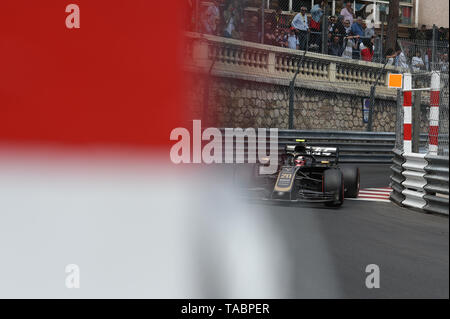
[289,80,294,129]
[367,86,375,131]
[261,0,265,44]
[321,5,329,55]
[367,60,389,131]
[432,24,437,69]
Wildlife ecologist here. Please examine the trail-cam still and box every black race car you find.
[253,139,360,207]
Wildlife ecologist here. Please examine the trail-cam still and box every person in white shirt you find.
[395,48,409,69]
[291,6,309,50]
[385,48,396,65]
[341,34,359,59]
[411,51,425,72]
[364,21,375,38]
[203,0,220,35]
[340,1,355,26]
[287,27,300,50]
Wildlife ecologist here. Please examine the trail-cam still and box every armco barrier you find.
[423,155,449,215]
[220,130,428,164]
[389,148,406,206]
[390,151,449,215]
[401,152,428,210]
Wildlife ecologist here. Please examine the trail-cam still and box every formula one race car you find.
[253,139,360,207]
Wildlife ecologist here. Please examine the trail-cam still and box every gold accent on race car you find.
[274,167,298,192]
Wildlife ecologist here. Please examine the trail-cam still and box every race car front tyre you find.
[340,166,360,198]
[323,168,344,207]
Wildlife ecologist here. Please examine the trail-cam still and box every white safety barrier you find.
[401,152,428,209]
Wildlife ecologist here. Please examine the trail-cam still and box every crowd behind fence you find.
[188,0,449,67]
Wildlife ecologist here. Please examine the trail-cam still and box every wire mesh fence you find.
[438,72,449,156]
[192,1,385,64]
[398,38,449,73]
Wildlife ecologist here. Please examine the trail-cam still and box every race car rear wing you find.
[285,142,339,164]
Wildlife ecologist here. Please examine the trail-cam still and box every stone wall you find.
[186,73,432,133]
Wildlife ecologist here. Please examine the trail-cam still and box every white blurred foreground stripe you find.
[0,145,343,298]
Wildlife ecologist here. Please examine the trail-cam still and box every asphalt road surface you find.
[253,164,449,298]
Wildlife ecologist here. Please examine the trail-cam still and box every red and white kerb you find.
[428,72,441,155]
[403,73,413,153]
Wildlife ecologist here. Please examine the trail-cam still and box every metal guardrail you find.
[423,154,449,215]
[401,153,428,210]
[220,130,428,164]
[390,148,406,206]
[390,149,449,215]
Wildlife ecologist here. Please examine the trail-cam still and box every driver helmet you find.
[295,155,306,167]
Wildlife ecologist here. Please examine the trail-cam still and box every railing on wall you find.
[185,32,402,95]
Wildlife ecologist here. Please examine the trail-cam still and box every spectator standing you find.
[341,33,359,59]
[223,0,241,39]
[203,0,220,35]
[351,17,364,37]
[328,16,337,32]
[310,1,327,49]
[395,47,409,69]
[343,19,352,35]
[340,1,355,26]
[385,48,396,65]
[328,35,343,56]
[439,53,449,72]
[411,51,425,72]
[264,22,276,45]
[364,21,375,38]
[278,29,288,48]
[360,37,375,62]
[291,6,309,50]
[424,48,431,70]
[333,15,347,37]
[415,25,428,40]
[287,27,300,50]
[272,7,288,30]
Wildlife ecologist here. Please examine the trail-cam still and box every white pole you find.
[415,0,420,28]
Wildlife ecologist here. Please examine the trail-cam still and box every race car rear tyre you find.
[323,168,344,207]
[341,166,360,198]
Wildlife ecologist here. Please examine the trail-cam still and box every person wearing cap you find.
[291,6,309,50]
